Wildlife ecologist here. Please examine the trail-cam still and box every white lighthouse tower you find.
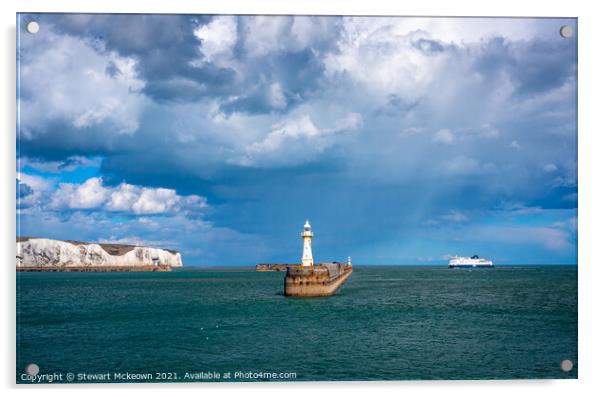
[301,220,314,267]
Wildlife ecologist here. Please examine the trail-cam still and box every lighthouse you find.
[301,220,314,266]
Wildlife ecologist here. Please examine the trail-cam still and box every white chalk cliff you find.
[16,238,183,268]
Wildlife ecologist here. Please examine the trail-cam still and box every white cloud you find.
[49,177,108,210]
[441,210,469,223]
[194,16,238,67]
[241,16,292,57]
[18,173,54,192]
[324,19,447,100]
[433,125,498,145]
[334,17,558,48]
[333,112,363,131]
[49,178,207,215]
[233,112,362,167]
[268,82,287,109]
[289,16,338,51]
[132,188,179,214]
[106,183,139,212]
[19,27,146,137]
[137,217,160,230]
[433,128,454,144]
[543,163,558,172]
[496,201,542,216]
[239,16,336,57]
[400,127,425,137]
[17,173,50,210]
[245,114,320,155]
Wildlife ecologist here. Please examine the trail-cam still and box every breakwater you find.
[255,264,291,272]
[284,263,353,297]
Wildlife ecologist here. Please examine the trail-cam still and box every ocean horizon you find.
[181,264,578,267]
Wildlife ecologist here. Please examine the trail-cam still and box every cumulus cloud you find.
[17,173,53,192]
[48,177,207,215]
[17,178,40,209]
[324,20,446,100]
[334,112,363,131]
[19,27,146,139]
[268,82,287,109]
[194,16,238,69]
[16,173,55,210]
[239,16,338,57]
[233,112,362,167]
[49,177,108,210]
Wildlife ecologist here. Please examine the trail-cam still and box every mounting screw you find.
[560,359,573,372]
[559,25,573,38]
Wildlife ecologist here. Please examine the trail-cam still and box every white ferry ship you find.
[448,255,494,268]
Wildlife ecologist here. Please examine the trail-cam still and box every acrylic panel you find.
[16,14,577,383]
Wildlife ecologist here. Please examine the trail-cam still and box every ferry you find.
[448,255,494,268]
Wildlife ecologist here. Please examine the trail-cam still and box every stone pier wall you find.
[284,263,353,297]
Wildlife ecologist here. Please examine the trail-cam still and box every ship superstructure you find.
[448,255,494,268]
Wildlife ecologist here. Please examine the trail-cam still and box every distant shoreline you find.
[16,265,173,272]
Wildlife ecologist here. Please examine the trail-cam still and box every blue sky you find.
[16,14,577,265]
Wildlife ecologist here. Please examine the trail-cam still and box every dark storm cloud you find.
[221,49,326,115]
[16,179,33,199]
[267,49,328,95]
[37,14,338,107]
[19,119,130,161]
[37,13,238,102]
[374,94,422,117]
[511,39,576,95]
[412,38,446,53]
[472,36,576,96]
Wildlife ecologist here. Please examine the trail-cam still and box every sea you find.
[16,265,577,382]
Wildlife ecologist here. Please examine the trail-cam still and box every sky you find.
[16,14,577,265]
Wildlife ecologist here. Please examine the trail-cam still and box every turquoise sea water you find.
[16,266,577,382]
